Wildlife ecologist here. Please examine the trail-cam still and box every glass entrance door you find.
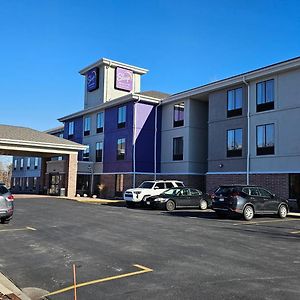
[49,174,61,195]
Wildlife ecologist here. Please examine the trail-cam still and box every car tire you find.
[243,205,254,221]
[278,204,288,219]
[199,199,208,210]
[0,218,8,224]
[166,200,176,211]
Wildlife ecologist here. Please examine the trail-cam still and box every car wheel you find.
[199,200,208,210]
[243,205,254,221]
[166,200,176,211]
[278,204,288,219]
[0,218,7,224]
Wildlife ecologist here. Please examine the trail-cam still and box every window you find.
[96,112,104,133]
[34,157,39,169]
[227,88,242,117]
[33,177,37,190]
[20,158,24,169]
[256,124,274,155]
[117,138,126,160]
[59,133,63,138]
[27,158,31,169]
[154,182,165,189]
[68,121,74,137]
[83,145,90,161]
[190,189,202,196]
[84,116,91,136]
[173,102,184,127]
[96,141,103,162]
[258,188,272,198]
[256,79,274,112]
[173,137,183,161]
[12,177,16,187]
[165,182,174,189]
[25,177,29,188]
[118,106,126,128]
[14,159,17,170]
[227,129,242,157]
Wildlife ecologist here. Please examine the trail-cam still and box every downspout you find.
[133,95,141,188]
[105,61,112,102]
[243,76,250,185]
[154,100,163,180]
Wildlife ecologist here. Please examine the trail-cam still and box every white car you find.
[124,180,184,208]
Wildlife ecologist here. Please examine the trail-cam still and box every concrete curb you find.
[58,196,125,204]
[0,272,31,300]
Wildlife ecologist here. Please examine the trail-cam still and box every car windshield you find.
[138,181,155,189]
[162,188,182,196]
[215,186,239,196]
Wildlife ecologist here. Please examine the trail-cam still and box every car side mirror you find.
[272,194,276,198]
[154,186,159,190]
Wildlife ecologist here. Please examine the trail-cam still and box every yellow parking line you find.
[0,226,36,233]
[45,264,153,297]
[233,218,300,226]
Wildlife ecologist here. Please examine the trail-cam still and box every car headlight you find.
[154,198,167,203]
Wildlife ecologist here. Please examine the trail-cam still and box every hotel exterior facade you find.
[11,56,300,207]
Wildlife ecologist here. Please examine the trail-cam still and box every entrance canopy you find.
[0,124,86,197]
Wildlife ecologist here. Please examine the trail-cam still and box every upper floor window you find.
[173,102,184,127]
[97,112,104,133]
[84,116,91,136]
[96,141,103,162]
[256,79,274,112]
[20,158,24,169]
[68,121,74,137]
[34,157,39,169]
[117,138,126,160]
[83,145,90,161]
[27,158,31,169]
[14,159,17,170]
[227,88,242,117]
[118,106,126,128]
[256,123,274,155]
[59,133,63,138]
[173,137,183,161]
[227,128,242,157]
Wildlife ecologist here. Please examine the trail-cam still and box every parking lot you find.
[0,196,300,300]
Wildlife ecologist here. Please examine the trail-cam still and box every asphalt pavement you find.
[0,196,300,300]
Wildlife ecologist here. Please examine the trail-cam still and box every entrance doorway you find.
[49,173,61,195]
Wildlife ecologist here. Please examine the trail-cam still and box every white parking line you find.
[0,226,37,233]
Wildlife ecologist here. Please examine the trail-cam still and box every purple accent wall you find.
[135,103,161,173]
[63,117,83,160]
[103,103,134,172]
[103,101,161,173]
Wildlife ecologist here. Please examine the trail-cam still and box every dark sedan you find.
[212,185,289,221]
[145,187,211,211]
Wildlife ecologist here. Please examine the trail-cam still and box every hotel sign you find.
[87,67,99,92]
[115,67,133,92]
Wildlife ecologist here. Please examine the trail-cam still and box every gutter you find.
[243,76,250,185]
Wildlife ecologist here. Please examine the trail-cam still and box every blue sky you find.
[0,0,300,132]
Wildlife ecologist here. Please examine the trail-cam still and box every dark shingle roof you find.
[138,90,170,99]
[0,124,81,148]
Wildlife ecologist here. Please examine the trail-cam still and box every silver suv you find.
[124,180,184,208]
[0,185,14,224]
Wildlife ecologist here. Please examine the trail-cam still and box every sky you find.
[0,0,300,133]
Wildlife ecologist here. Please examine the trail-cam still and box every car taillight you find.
[232,192,240,197]
[6,195,14,201]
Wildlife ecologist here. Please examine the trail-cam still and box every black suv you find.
[211,185,289,221]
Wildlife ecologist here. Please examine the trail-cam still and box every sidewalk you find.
[0,272,31,300]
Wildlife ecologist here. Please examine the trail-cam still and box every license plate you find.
[146,201,150,205]
[219,198,224,202]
